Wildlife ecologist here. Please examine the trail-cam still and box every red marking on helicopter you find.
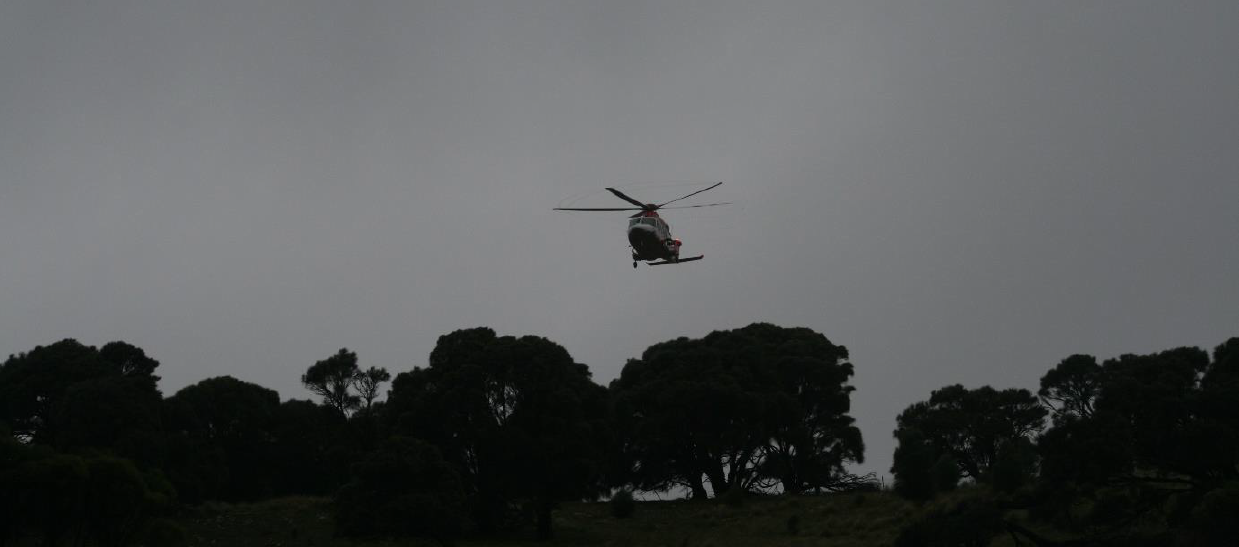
[554,183,729,268]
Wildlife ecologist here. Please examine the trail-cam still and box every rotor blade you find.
[605,187,649,209]
[657,182,723,208]
[658,201,732,210]
[553,207,645,211]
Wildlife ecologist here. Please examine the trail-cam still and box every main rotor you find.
[553,182,729,218]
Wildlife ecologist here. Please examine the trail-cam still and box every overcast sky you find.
[2,0,1236,479]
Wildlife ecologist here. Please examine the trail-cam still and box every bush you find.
[0,446,171,547]
[895,499,1003,547]
[333,437,466,541]
[1190,482,1239,544]
[610,490,636,518]
[139,518,187,547]
[1088,489,1135,526]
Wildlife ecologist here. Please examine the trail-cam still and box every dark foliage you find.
[1188,481,1239,544]
[386,328,611,539]
[4,330,1236,545]
[0,435,174,547]
[609,489,636,518]
[610,323,863,498]
[894,497,1005,547]
[1027,340,1239,542]
[930,454,959,493]
[302,348,364,417]
[0,339,164,462]
[990,438,1037,494]
[891,428,937,502]
[894,384,1046,483]
[334,436,466,541]
[1038,354,1102,425]
[164,376,281,502]
[356,366,392,410]
[271,398,352,496]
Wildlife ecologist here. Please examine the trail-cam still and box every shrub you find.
[1190,482,1239,544]
[333,437,466,541]
[139,518,187,547]
[895,499,1003,547]
[610,490,636,518]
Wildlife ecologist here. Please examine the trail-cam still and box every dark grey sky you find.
[2,1,1237,479]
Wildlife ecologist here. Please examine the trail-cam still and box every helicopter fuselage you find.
[628,212,680,262]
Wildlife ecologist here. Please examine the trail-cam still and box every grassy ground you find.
[178,488,1093,547]
[178,492,923,547]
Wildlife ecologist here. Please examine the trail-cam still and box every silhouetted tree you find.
[1038,354,1102,425]
[355,366,391,410]
[1094,347,1217,484]
[164,376,280,501]
[610,334,764,498]
[0,339,162,445]
[891,428,937,502]
[1031,340,1239,542]
[1202,338,1239,390]
[334,436,466,543]
[750,325,864,494]
[611,324,863,498]
[386,328,610,539]
[303,348,363,416]
[895,384,1046,482]
[98,341,161,388]
[270,399,350,496]
[0,339,165,468]
[48,375,165,466]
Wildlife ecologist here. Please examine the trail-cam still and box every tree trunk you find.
[706,467,729,496]
[782,471,800,495]
[688,475,709,500]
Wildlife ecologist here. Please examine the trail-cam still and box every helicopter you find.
[554,182,730,268]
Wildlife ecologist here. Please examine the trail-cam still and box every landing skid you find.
[647,255,703,266]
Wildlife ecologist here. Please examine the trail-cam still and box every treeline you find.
[0,324,866,544]
[889,339,1239,545]
[1,325,1236,545]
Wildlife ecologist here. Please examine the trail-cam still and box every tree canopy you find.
[610,323,865,498]
[385,328,610,539]
[302,348,363,416]
[893,384,1046,483]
